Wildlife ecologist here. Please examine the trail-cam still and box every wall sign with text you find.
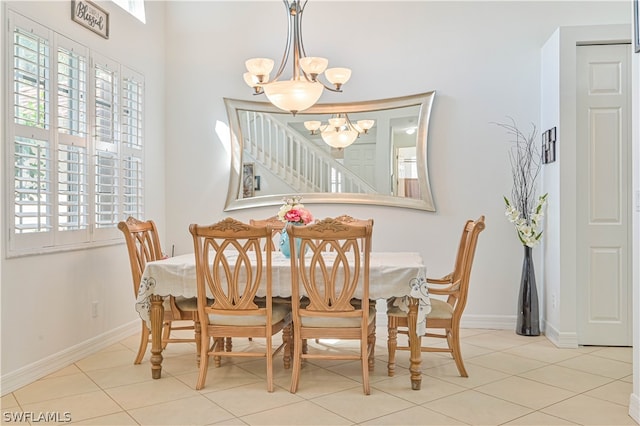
[71,0,109,39]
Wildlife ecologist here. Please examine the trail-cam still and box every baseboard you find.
[543,322,579,348]
[630,392,640,424]
[459,314,516,330]
[376,312,520,331]
[1,321,139,396]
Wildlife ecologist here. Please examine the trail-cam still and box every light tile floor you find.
[1,328,635,425]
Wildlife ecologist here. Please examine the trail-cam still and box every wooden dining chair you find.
[118,216,200,365]
[387,215,486,377]
[250,216,285,251]
[189,217,293,391]
[287,217,375,395]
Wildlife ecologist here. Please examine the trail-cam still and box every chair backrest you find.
[451,216,486,316]
[287,217,372,319]
[189,218,273,317]
[250,216,285,251]
[333,215,374,251]
[118,216,164,297]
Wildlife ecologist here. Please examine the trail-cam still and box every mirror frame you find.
[223,91,436,211]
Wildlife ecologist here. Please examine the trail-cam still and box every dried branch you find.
[493,118,547,247]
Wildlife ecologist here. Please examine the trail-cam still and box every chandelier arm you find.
[297,0,308,58]
[294,0,320,85]
[270,0,295,83]
[343,113,361,134]
[315,80,344,92]
[291,0,303,80]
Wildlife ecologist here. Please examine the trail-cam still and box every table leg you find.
[407,297,422,390]
[150,295,164,379]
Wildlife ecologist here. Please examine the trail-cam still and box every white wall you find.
[164,1,630,329]
[540,29,562,338]
[0,1,167,392]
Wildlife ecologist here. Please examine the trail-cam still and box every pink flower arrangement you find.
[277,196,313,225]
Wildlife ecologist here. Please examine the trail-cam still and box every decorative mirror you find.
[224,91,436,211]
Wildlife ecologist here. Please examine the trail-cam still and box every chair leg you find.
[225,337,232,352]
[195,334,210,390]
[134,321,150,364]
[194,320,202,367]
[361,333,370,395]
[448,327,468,377]
[289,327,302,393]
[161,320,171,349]
[387,317,398,377]
[368,326,376,371]
[266,334,274,392]
[214,338,224,367]
[282,324,292,369]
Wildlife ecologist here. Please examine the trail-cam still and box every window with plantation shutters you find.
[7,12,145,256]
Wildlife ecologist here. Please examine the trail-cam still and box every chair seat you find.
[301,306,376,328]
[174,296,199,311]
[254,296,291,305]
[387,298,452,321]
[207,303,290,326]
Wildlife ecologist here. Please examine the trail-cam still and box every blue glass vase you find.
[280,225,302,258]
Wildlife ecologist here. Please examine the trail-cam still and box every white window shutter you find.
[92,55,120,239]
[56,35,90,243]
[121,67,144,219]
[9,15,54,251]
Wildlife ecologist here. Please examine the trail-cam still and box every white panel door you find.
[576,44,631,346]
[344,144,377,186]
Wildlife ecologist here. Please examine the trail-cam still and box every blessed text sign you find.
[71,0,109,39]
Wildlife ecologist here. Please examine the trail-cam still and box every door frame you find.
[541,24,632,349]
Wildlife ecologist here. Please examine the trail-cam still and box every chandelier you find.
[304,114,375,149]
[243,0,351,115]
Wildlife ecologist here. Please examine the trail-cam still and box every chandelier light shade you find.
[304,113,375,149]
[356,120,375,133]
[303,120,322,134]
[263,80,324,113]
[243,0,351,115]
[321,127,359,149]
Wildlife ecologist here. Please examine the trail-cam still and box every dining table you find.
[135,250,430,390]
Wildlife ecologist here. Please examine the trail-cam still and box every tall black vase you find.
[516,245,540,336]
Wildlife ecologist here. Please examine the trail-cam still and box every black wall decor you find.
[542,127,556,164]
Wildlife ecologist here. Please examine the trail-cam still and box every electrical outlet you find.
[551,294,557,309]
[91,301,99,318]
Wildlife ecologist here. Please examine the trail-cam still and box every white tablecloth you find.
[136,251,431,333]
